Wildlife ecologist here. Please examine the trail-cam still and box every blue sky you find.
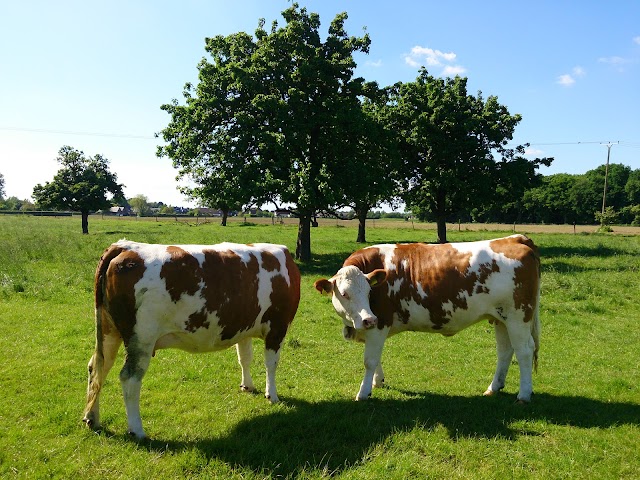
[1,0,639,208]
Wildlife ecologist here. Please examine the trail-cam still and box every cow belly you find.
[153,330,245,353]
[392,296,513,336]
[135,294,266,353]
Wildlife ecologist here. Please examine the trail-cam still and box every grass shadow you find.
[297,251,356,277]
[144,392,640,477]
[540,244,631,259]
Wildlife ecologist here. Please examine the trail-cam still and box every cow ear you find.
[367,269,387,288]
[313,278,333,295]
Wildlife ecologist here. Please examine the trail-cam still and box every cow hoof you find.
[82,414,99,430]
[483,389,497,397]
[515,398,530,405]
[265,394,279,404]
[240,384,255,393]
[127,430,148,442]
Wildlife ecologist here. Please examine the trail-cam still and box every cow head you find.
[314,266,387,330]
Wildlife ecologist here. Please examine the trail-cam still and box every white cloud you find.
[442,65,466,76]
[598,55,633,73]
[404,45,465,76]
[366,59,383,68]
[557,74,576,87]
[572,66,586,77]
[525,147,544,156]
[598,56,629,65]
[556,66,585,87]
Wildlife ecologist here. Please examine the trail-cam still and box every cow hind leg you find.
[484,321,513,397]
[236,338,255,393]
[119,343,153,440]
[83,332,122,430]
[505,321,535,403]
[264,348,281,403]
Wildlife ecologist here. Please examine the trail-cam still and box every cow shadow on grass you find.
[144,392,640,477]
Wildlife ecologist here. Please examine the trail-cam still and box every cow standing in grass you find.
[83,240,300,439]
[314,234,541,402]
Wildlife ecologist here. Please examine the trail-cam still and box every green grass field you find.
[1,215,638,479]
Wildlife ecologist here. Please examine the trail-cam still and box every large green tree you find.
[158,27,268,226]
[0,173,5,199]
[387,69,544,243]
[158,4,370,260]
[32,146,124,234]
[330,84,401,243]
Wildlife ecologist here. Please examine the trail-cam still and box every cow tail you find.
[84,247,117,419]
[532,252,541,373]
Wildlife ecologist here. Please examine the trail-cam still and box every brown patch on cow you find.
[264,250,301,351]
[161,246,203,302]
[490,236,540,322]
[185,309,210,332]
[261,251,280,272]
[200,249,261,340]
[103,248,147,345]
[345,243,503,329]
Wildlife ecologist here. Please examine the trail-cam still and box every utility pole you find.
[601,141,619,217]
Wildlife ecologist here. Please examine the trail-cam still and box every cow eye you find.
[340,290,350,300]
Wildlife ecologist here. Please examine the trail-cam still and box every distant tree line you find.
[409,163,640,226]
[2,160,639,229]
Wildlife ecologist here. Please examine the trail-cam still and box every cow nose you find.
[362,316,377,329]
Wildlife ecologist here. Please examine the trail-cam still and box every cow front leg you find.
[357,328,388,400]
[120,344,153,440]
[236,338,255,393]
[484,321,514,397]
[373,363,385,388]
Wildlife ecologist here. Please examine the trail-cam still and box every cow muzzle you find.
[361,315,377,329]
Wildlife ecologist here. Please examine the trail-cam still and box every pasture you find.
[0,215,639,479]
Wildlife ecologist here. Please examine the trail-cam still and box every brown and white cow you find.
[83,240,300,439]
[314,234,540,403]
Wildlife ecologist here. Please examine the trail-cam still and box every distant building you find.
[275,209,293,218]
[108,206,132,216]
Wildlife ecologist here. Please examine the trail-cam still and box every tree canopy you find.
[159,3,372,260]
[385,69,552,243]
[32,146,124,234]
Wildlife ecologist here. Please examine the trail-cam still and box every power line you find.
[0,126,155,140]
[528,141,617,146]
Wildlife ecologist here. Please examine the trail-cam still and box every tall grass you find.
[0,215,638,479]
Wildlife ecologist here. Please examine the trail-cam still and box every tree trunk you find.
[356,208,367,243]
[435,189,447,243]
[296,214,312,261]
[81,210,89,235]
[221,209,228,226]
[436,216,447,243]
